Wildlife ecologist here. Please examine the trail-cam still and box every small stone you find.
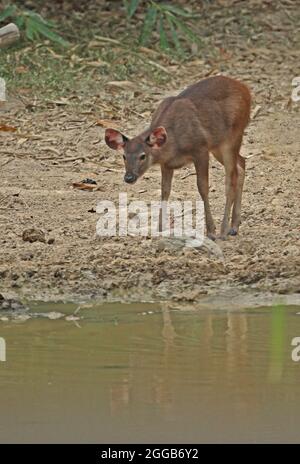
[20,252,34,261]
[65,315,81,321]
[81,178,97,185]
[22,228,46,243]
[45,312,64,320]
[13,314,31,321]
[0,293,28,312]
[155,237,186,253]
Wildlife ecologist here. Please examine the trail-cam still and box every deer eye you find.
[140,153,146,160]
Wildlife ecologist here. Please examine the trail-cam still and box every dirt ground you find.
[0,1,299,304]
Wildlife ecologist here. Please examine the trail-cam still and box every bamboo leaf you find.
[161,4,194,18]
[25,11,56,28]
[166,15,183,55]
[171,15,201,44]
[14,16,25,29]
[25,19,35,42]
[159,14,169,50]
[28,19,68,46]
[126,0,140,19]
[0,5,16,22]
[25,18,39,42]
[139,5,157,46]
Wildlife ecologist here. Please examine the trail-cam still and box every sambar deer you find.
[105,75,251,240]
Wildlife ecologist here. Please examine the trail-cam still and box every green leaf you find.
[159,14,169,51]
[28,19,68,47]
[170,15,201,44]
[139,5,157,46]
[0,5,16,22]
[161,4,194,18]
[125,0,140,18]
[25,17,38,42]
[14,16,25,29]
[166,15,183,55]
[25,10,55,27]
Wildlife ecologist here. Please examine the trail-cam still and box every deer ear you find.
[105,128,128,150]
[146,126,167,149]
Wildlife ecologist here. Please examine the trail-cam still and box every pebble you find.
[22,228,46,243]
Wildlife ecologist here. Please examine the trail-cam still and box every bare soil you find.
[0,1,299,304]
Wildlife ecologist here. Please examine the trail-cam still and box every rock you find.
[154,236,224,261]
[174,287,208,301]
[283,245,300,257]
[22,228,46,243]
[20,252,34,261]
[186,237,224,261]
[0,293,28,312]
[65,315,81,321]
[155,237,186,253]
[44,312,64,320]
[13,314,31,322]
[81,178,97,185]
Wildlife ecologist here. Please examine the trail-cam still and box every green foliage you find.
[0,4,68,46]
[124,0,140,18]
[124,0,200,53]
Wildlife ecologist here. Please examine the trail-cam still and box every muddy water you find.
[1,302,300,443]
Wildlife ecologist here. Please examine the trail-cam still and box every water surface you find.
[0,302,300,443]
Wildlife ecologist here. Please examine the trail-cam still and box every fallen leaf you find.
[47,98,69,106]
[85,60,108,67]
[15,66,29,74]
[95,119,120,128]
[17,138,28,145]
[0,125,17,132]
[251,105,262,119]
[106,81,135,90]
[72,182,96,191]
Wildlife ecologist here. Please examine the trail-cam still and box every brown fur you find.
[105,75,251,239]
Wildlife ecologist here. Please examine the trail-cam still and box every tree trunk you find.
[0,23,20,48]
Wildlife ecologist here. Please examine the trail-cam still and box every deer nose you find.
[124,173,137,184]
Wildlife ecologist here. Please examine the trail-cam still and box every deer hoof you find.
[207,232,217,241]
[228,228,238,236]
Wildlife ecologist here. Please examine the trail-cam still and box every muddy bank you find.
[1,101,299,305]
[1,103,299,305]
[1,96,300,305]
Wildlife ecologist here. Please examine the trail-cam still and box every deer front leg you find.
[230,154,245,235]
[159,165,174,232]
[194,155,216,241]
[220,168,237,239]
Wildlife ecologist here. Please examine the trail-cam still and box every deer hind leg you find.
[212,142,238,239]
[225,133,245,236]
[212,137,245,238]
